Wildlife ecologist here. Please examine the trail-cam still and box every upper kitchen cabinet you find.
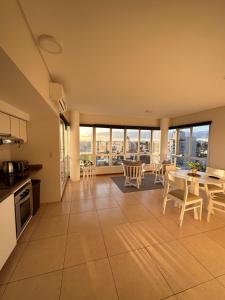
[10,116,20,138]
[0,112,10,135]
[19,119,27,142]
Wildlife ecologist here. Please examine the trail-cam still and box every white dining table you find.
[169,169,225,219]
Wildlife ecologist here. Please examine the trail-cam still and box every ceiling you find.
[19,0,225,119]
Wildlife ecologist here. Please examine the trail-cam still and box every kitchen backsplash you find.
[0,145,12,167]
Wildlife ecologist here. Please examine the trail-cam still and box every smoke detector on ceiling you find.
[37,34,63,54]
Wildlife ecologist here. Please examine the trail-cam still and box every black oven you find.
[14,180,33,239]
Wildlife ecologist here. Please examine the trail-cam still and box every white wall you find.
[11,115,61,203]
[0,0,57,114]
[172,106,225,170]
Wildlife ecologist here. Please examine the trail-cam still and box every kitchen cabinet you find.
[0,112,10,135]
[10,116,20,138]
[19,119,27,142]
[0,194,17,270]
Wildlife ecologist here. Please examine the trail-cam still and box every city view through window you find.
[168,125,210,169]
[80,126,161,167]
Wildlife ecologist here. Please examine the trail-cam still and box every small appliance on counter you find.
[12,160,29,173]
[2,161,14,174]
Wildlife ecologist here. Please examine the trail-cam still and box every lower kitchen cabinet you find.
[0,194,17,270]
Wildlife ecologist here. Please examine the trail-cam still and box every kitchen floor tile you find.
[110,248,172,300]
[175,279,225,300]
[179,233,225,277]
[94,197,118,210]
[205,226,225,248]
[30,215,68,240]
[98,208,128,231]
[2,271,62,300]
[64,232,107,268]
[0,285,6,298]
[11,236,66,281]
[146,240,212,293]
[121,204,153,222]
[61,258,118,300]
[103,223,144,256]
[0,243,27,284]
[68,211,100,234]
[217,274,225,287]
[42,201,71,218]
[131,219,174,246]
[70,199,96,214]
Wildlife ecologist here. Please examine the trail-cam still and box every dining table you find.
[168,169,225,219]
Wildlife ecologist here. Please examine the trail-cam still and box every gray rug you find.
[111,174,163,193]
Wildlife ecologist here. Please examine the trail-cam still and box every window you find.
[79,126,93,163]
[96,128,110,166]
[79,126,161,167]
[167,124,210,170]
[191,125,209,158]
[112,129,124,165]
[140,130,151,164]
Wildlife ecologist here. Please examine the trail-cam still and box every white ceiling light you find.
[37,34,63,54]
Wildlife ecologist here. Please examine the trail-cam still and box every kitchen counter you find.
[0,164,42,202]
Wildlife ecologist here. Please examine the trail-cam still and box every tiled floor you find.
[1,175,225,299]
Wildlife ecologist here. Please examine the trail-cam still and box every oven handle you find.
[15,194,30,205]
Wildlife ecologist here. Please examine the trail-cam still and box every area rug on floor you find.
[111,174,163,193]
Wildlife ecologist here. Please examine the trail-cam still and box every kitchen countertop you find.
[0,164,42,202]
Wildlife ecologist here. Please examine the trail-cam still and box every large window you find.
[112,129,124,166]
[79,126,161,167]
[96,128,110,166]
[140,130,151,164]
[168,124,210,170]
[80,126,93,162]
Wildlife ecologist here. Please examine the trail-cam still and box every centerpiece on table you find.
[186,161,201,176]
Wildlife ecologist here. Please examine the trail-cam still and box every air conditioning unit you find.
[49,82,67,112]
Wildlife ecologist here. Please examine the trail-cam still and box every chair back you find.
[167,173,188,201]
[206,167,225,179]
[123,164,142,178]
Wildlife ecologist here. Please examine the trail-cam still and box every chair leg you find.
[162,196,167,215]
[179,205,185,227]
[199,201,203,221]
[207,202,213,222]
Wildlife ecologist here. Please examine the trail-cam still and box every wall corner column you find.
[70,110,80,181]
[160,118,170,161]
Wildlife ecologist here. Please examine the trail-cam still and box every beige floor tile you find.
[17,217,40,244]
[147,240,212,293]
[68,211,100,234]
[11,236,66,281]
[205,226,225,248]
[0,243,27,284]
[2,271,62,300]
[157,215,202,239]
[70,199,96,214]
[31,215,68,240]
[110,248,172,300]
[180,233,225,277]
[94,197,118,210]
[121,204,152,222]
[217,274,225,287]
[61,258,118,300]
[175,279,225,300]
[64,232,107,268]
[103,223,144,256]
[42,201,71,218]
[115,195,140,207]
[131,219,174,246]
[98,208,128,231]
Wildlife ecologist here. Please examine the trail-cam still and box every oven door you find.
[15,190,32,238]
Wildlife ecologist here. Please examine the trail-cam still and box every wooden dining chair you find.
[163,173,203,227]
[122,162,143,189]
[200,167,225,197]
[207,193,225,222]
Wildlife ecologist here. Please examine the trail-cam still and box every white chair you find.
[154,163,163,184]
[141,163,146,179]
[207,193,225,222]
[200,167,225,197]
[163,173,203,227]
[123,163,143,189]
